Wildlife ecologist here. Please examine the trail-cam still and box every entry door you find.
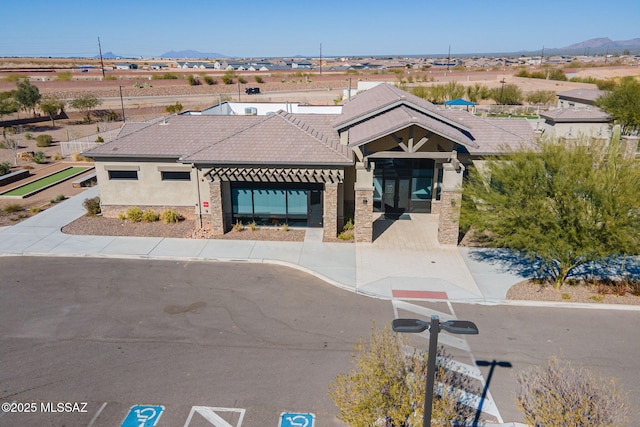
[383,176,410,215]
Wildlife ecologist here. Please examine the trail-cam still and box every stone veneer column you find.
[354,162,374,243]
[437,162,465,245]
[323,182,338,241]
[208,179,225,236]
[620,135,639,159]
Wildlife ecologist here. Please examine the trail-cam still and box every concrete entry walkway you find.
[356,213,484,300]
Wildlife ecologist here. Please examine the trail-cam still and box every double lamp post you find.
[392,315,479,427]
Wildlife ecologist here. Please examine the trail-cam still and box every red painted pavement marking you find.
[392,290,448,299]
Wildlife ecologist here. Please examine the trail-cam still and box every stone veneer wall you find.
[354,189,373,243]
[101,205,194,219]
[323,183,338,241]
[437,191,461,245]
[208,180,226,235]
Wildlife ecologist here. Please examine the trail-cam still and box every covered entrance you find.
[372,158,439,217]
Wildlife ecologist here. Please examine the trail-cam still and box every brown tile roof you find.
[85,115,263,158]
[348,105,477,148]
[439,110,536,154]
[181,112,352,165]
[557,88,605,102]
[335,83,469,132]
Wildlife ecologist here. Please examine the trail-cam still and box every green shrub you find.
[32,151,46,164]
[152,73,178,80]
[160,209,182,223]
[56,71,72,81]
[187,75,200,86]
[0,161,11,176]
[516,357,629,427]
[95,136,104,142]
[50,194,66,203]
[36,134,53,147]
[337,219,355,240]
[24,133,34,140]
[83,197,101,216]
[142,209,159,222]
[204,76,215,85]
[249,221,257,231]
[126,207,143,222]
[232,220,244,231]
[3,203,23,213]
[254,76,263,84]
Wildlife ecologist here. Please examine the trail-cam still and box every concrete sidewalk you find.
[1,188,638,310]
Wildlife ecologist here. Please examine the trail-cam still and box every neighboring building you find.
[114,63,138,70]
[540,88,612,140]
[84,84,535,244]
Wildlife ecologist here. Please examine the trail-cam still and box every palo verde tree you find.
[328,325,477,427]
[14,79,41,116]
[461,137,640,289]
[70,94,102,123]
[595,76,640,135]
[39,95,66,127]
[0,91,19,119]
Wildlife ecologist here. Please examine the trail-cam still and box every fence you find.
[60,141,100,157]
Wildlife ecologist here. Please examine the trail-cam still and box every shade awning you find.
[443,98,476,106]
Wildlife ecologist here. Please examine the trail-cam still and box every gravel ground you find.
[507,280,640,305]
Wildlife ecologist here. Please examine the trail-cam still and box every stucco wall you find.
[96,160,197,208]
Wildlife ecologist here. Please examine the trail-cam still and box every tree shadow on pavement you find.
[467,248,640,280]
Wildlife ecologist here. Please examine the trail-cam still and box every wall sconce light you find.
[362,196,368,205]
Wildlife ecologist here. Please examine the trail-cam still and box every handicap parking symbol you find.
[121,405,164,427]
[279,412,315,427]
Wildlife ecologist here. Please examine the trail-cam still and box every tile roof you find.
[438,110,536,154]
[348,104,477,148]
[540,107,610,122]
[334,83,468,132]
[181,112,352,165]
[85,115,265,158]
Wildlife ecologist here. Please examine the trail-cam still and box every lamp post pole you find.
[423,315,439,427]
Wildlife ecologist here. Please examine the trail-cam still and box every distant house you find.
[114,63,138,70]
[149,63,168,70]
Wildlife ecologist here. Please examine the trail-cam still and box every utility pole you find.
[540,45,544,68]
[119,86,126,122]
[447,45,451,72]
[98,37,105,79]
[319,43,323,76]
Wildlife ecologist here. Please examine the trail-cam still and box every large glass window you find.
[230,184,322,226]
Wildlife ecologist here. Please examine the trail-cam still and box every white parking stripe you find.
[183,406,245,427]
[87,402,107,427]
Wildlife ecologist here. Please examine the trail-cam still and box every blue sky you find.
[1,0,638,57]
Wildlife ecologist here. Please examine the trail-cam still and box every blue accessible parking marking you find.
[279,412,315,427]
[121,405,164,427]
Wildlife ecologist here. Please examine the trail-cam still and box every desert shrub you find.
[187,75,200,86]
[254,76,263,84]
[29,207,41,214]
[72,152,91,162]
[24,133,34,140]
[515,357,629,427]
[126,207,143,222]
[95,136,104,142]
[152,73,178,80]
[249,221,257,231]
[32,151,46,164]
[51,153,63,161]
[238,76,247,84]
[160,209,182,224]
[50,194,66,203]
[0,161,11,176]
[329,325,477,427]
[338,219,354,241]
[232,220,245,231]
[83,197,101,216]
[3,203,23,213]
[56,71,72,81]
[142,209,159,222]
[118,213,126,220]
[36,134,53,147]
[204,76,215,85]
[282,223,289,232]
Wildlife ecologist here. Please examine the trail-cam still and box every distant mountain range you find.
[91,37,640,60]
